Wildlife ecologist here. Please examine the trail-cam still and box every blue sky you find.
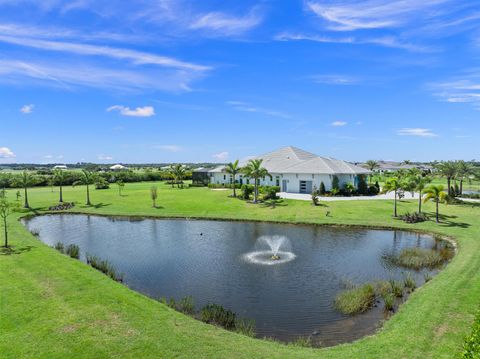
[0,0,479,164]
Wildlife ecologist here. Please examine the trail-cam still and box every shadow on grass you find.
[260,199,288,209]
[426,212,471,228]
[0,245,34,255]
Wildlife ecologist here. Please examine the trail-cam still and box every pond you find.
[23,214,450,346]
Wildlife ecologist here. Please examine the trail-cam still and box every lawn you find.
[1,181,479,358]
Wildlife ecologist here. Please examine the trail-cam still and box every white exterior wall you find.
[210,171,358,193]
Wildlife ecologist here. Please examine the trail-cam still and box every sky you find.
[0,0,480,164]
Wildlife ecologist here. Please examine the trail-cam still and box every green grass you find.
[1,181,480,358]
[334,284,376,315]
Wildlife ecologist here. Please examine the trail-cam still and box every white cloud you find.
[306,0,452,31]
[430,74,480,108]
[0,34,209,72]
[226,100,291,119]
[331,121,347,127]
[107,105,155,117]
[97,154,113,160]
[312,74,359,85]
[189,9,262,35]
[0,147,15,158]
[20,103,34,114]
[212,151,229,161]
[152,144,183,152]
[397,128,438,137]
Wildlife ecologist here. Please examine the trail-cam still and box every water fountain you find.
[243,235,296,265]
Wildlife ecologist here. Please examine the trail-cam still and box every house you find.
[110,164,127,171]
[203,146,370,193]
[362,161,433,174]
[53,165,68,170]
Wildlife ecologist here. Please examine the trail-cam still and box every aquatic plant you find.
[53,242,64,253]
[235,318,256,338]
[382,292,395,311]
[65,244,80,259]
[178,296,194,315]
[289,336,313,348]
[395,248,444,269]
[389,279,404,298]
[403,273,416,291]
[334,284,376,315]
[201,303,236,330]
[86,254,123,282]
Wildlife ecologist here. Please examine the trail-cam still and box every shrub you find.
[95,177,110,189]
[178,296,195,314]
[331,188,340,196]
[201,303,236,330]
[235,318,256,337]
[357,175,368,195]
[240,184,253,200]
[311,185,320,206]
[368,184,380,195]
[86,254,123,282]
[261,186,280,200]
[400,212,429,223]
[334,283,375,314]
[332,175,340,191]
[65,244,80,259]
[319,182,326,195]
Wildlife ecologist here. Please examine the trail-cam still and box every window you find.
[223,175,226,180]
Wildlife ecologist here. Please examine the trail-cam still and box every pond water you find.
[24,214,448,346]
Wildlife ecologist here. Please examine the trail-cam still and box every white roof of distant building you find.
[110,164,126,170]
[209,146,371,175]
[53,165,68,169]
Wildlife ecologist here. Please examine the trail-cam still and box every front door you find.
[282,180,287,192]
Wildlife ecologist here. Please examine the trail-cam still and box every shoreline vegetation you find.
[1,181,479,358]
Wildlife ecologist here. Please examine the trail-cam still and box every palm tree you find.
[73,169,97,206]
[150,186,158,207]
[364,160,380,183]
[423,185,448,223]
[414,176,431,213]
[169,164,187,188]
[435,161,457,196]
[242,159,270,203]
[225,160,240,197]
[382,177,404,217]
[13,170,37,208]
[53,169,67,203]
[455,160,473,196]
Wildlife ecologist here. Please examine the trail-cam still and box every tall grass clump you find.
[53,242,64,253]
[289,336,313,348]
[334,283,375,315]
[382,292,395,311]
[235,318,256,337]
[178,296,195,314]
[404,273,416,291]
[65,244,80,259]
[394,248,444,269]
[86,254,123,282]
[201,303,236,330]
[389,279,404,298]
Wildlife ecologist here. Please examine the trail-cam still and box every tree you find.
[73,169,97,206]
[382,177,404,217]
[53,169,68,203]
[12,170,37,208]
[455,160,473,196]
[332,175,340,191]
[0,197,16,247]
[311,185,320,206]
[225,160,240,197]
[116,181,125,196]
[364,160,380,183]
[150,186,158,208]
[242,159,270,203]
[415,176,431,213]
[169,164,187,188]
[435,161,457,196]
[423,185,448,223]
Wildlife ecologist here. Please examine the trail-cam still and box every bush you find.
[201,303,236,330]
[334,283,375,314]
[400,212,429,223]
[368,184,380,195]
[357,175,368,195]
[462,310,480,358]
[95,177,110,189]
[86,254,123,282]
[261,186,280,200]
[240,184,253,200]
[319,182,326,195]
[65,244,80,259]
[48,202,75,211]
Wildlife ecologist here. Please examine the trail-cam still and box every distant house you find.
[110,164,127,171]
[202,146,370,194]
[53,165,68,170]
[364,161,432,174]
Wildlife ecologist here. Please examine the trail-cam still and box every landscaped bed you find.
[1,181,479,358]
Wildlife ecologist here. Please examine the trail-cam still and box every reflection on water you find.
[24,214,448,346]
